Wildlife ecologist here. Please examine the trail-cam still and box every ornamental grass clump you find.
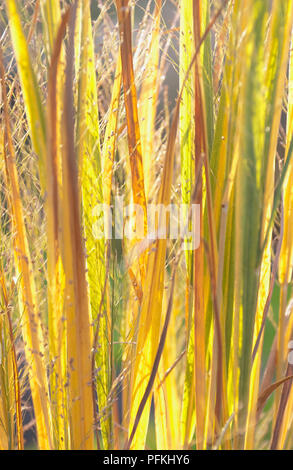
[0,0,293,450]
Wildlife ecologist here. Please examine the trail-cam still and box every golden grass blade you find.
[275,30,293,450]
[40,0,61,59]
[46,8,70,449]
[141,1,181,449]
[213,0,232,94]
[115,8,149,419]
[245,1,293,448]
[0,46,53,450]
[180,0,195,285]
[155,283,181,449]
[60,4,94,449]
[102,52,122,207]
[279,32,293,291]
[179,11,196,444]
[0,266,23,449]
[5,0,47,190]
[274,14,293,417]
[139,0,161,201]
[126,256,180,450]
[210,4,244,444]
[127,53,181,450]
[179,1,229,448]
[127,6,224,446]
[180,324,196,448]
[192,0,224,448]
[116,0,147,237]
[233,0,267,446]
[75,0,113,448]
[0,301,12,449]
[100,57,123,426]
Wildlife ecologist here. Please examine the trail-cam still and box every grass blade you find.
[0,46,53,450]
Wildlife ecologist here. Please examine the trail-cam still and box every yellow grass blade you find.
[46,8,70,449]
[5,0,47,191]
[139,0,161,201]
[102,52,122,207]
[0,47,53,450]
[75,0,110,449]
[127,64,180,450]
[245,1,293,449]
[154,282,181,449]
[40,0,61,59]
[273,26,293,451]
[60,5,94,449]
[0,264,23,449]
[179,2,196,444]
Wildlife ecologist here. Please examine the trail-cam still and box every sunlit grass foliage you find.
[0,0,293,450]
